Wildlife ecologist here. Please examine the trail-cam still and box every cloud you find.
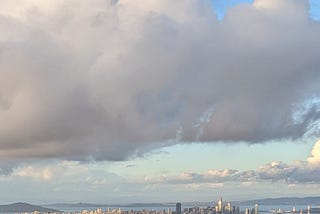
[256,139,320,183]
[0,160,19,175]
[150,169,239,185]
[253,0,307,14]
[256,161,320,183]
[0,0,320,167]
[17,166,54,180]
[307,139,320,165]
[14,161,89,181]
[255,140,320,183]
[143,140,320,185]
[256,161,299,182]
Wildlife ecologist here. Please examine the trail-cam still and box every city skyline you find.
[1,0,320,204]
[2,196,319,214]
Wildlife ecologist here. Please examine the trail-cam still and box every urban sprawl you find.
[12,198,320,214]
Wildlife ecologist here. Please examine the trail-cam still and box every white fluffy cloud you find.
[255,140,320,183]
[307,139,320,166]
[0,0,320,167]
[14,161,89,181]
[145,140,320,185]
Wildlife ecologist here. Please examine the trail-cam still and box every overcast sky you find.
[1,0,320,204]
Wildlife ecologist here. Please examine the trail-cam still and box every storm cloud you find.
[1,0,320,163]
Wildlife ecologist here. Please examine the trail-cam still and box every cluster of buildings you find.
[173,198,238,214]
[18,198,243,214]
[23,197,319,214]
[63,198,244,214]
[179,197,242,214]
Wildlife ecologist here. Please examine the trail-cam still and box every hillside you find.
[0,202,59,213]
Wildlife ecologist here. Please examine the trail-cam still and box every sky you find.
[1,0,320,205]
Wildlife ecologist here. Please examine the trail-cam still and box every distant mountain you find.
[44,197,320,210]
[47,202,103,207]
[46,202,167,208]
[240,197,320,206]
[0,202,60,213]
[126,203,167,207]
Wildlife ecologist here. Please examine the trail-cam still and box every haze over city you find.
[1,0,320,205]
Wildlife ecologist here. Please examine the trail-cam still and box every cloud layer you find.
[0,0,320,163]
[145,140,320,185]
[1,140,320,203]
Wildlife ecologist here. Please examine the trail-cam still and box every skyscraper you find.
[254,204,259,214]
[176,203,182,214]
[218,197,223,214]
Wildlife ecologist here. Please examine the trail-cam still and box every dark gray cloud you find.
[0,160,19,175]
[0,0,320,166]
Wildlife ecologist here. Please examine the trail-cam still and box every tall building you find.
[226,203,231,213]
[218,197,223,214]
[176,203,182,214]
[254,204,259,214]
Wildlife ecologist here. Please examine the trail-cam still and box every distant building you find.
[226,203,231,213]
[254,204,259,214]
[214,197,239,214]
[176,203,182,214]
[218,197,223,214]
